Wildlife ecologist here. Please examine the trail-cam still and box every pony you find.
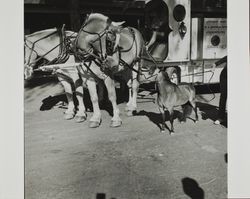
[24,28,87,122]
[75,13,160,128]
[156,70,198,134]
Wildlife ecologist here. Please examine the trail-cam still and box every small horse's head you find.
[156,69,170,83]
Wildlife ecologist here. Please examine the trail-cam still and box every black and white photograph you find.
[1,0,250,198]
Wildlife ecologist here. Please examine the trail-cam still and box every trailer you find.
[145,0,227,84]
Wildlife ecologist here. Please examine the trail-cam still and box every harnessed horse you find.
[75,13,160,128]
[24,28,87,122]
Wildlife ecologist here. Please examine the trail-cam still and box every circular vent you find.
[211,35,220,46]
[173,5,186,22]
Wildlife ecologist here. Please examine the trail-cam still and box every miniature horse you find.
[156,70,198,134]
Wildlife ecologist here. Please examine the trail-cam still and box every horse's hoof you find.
[180,121,185,124]
[110,120,122,128]
[126,110,134,117]
[64,113,74,120]
[89,121,101,128]
[75,115,87,123]
[194,120,198,123]
[161,129,165,133]
[125,106,130,111]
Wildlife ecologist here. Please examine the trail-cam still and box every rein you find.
[25,27,75,68]
[25,29,59,66]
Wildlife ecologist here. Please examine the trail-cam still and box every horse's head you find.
[157,69,170,83]
[24,28,61,80]
[76,13,124,67]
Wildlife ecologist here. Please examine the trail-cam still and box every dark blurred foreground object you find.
[212,56,227,125]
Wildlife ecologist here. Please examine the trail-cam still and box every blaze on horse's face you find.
[24,40,37,80]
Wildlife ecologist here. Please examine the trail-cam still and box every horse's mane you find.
[88,13,108,22]
[25,28,57,38]
[65,31,77,37]
[159,71,171,82]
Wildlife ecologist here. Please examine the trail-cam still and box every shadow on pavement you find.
[134,110,182,132]
[38,80,129,116]
[182,177,204,199]
[197,102,227,128]
[197,102,218,121]
[96,193,116,199]
[39,90,94,112]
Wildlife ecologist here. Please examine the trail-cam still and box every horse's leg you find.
[125,79,133,110]
[126,67,139,116]
[159,106,166,132]
[87,80,102,128]
[73,75,87,123]
[190,100,199,123]
[104,76,122,127]
[169,108,175,134]
[57,73,75,120]
[181,104,188,123]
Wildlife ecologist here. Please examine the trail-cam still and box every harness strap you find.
[119,58,141,74]
[26,26,73,68]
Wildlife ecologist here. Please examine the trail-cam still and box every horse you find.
[74,13,164,128]
[24,28,87,122]
[156,70,198,134]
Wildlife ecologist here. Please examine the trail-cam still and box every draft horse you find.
[75,13,154,128]
[24,28,87,122]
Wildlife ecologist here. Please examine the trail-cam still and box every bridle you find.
[75,15,140,76]
[74,15,112,64]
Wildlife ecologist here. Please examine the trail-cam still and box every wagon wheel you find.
[166,67,180,85]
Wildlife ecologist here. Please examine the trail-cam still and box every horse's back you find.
[178,83,196,101]
[120,27,144,57]
[179,83,195,93]
[158,82,195,108]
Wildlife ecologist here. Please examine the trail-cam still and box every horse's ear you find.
[111,21,125,27]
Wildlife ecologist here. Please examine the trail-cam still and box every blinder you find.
[106,30,118,56]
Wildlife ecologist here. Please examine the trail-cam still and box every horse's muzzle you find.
[24,64,34,80]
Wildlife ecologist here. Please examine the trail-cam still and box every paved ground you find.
[24,80,227,199]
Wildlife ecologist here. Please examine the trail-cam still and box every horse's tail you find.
[189,84,197,102]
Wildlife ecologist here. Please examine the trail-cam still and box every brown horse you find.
[24,28,87,122]
[156,70,198,134]
[75,13,149,128]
